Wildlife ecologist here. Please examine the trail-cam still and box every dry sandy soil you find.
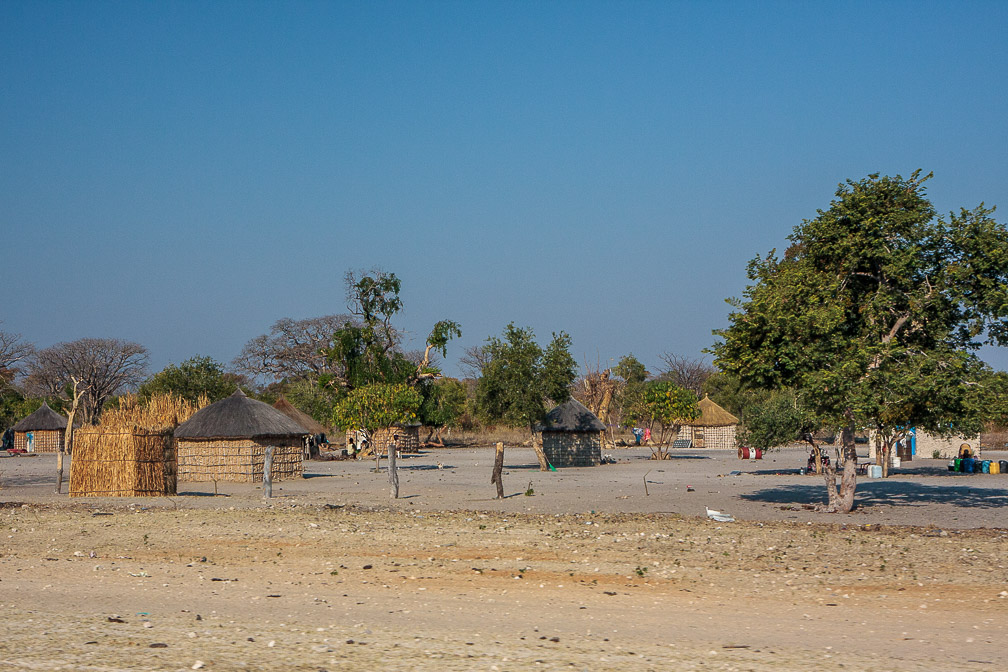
[1,446,1007,671]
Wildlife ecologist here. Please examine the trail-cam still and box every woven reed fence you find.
[177,437,303,483]
[345,426,420,457]
[14,429,63,453]
[677,424,737,450]
[69,427,176,497]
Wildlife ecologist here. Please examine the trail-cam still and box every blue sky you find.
[2,1,1007,378]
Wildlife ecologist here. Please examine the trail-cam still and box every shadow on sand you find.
[742,480,1008,510]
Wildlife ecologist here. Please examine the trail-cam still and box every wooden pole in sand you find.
[388,435,399,499]
[263,446,274,499]
[491,442,505,499]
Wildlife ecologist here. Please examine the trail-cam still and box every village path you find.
[1,502,1006,671]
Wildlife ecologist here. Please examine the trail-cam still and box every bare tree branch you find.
[24,338,148,424]
[657,352,714,398]
[0,326,35,385]
[232,315,354,383]
[458,344,490,380]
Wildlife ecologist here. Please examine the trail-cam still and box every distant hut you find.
[676,395,739,450]
[175,389,308,482]
[273,397,329,458]
[273,397,328,435]
[12,403,68,453]
[539,398,606,467]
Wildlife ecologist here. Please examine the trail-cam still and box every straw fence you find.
[69,427,176,497]
[66,393,206,497]
[13,429,63,453]
[345,426,420,457]
[177,437,303,483]
[101,393,208,430]
[676,424,737,450]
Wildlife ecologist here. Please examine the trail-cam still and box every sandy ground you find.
[1,445,1007,671]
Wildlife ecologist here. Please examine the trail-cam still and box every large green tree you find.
[138,355,236,404]
[319,270,461,441]
[712,172,1008,512]
[474,323,577,470]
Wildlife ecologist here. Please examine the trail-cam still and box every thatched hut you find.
[70,427,176,497]
[175,390,307,482]
[273,397,328,435]
[539,398,606,467]
[12,403,68,453]
[675,395,739,450]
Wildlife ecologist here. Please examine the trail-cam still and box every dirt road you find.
[2,499,1006,671]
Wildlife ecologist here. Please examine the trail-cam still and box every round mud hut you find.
[12,402,68,453]
[676,395,739,450]
[539,398,606,467]
[175,389,308,482]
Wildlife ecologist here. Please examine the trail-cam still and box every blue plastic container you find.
[982,460,991,473]
[962,458,975,473]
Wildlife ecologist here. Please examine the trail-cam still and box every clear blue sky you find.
[2,1,1006,378]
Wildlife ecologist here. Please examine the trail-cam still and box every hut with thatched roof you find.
[539,398,606,467]
[273,396,333,459]
[273,397,328,436]
[12,402,68,453]
[175,389,308,482]
[675,395,738,450]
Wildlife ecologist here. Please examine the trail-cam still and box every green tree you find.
[611,354,649,429]
[712,172,1008,512]
[418,377,467,445]
[138,356,235,404]
[332,383,422,434]
[474,323,577,470]
[738,388,829,471]
[323,270,461,391]
[624,381,699,459]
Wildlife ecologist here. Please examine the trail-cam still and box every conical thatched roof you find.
[273,397,328,435]
[539,398,606,433]
[687,395,739,427]
[12,402,68,432]
[175,389,309,439]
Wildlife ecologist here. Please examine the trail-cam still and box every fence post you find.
[263,446,274,499]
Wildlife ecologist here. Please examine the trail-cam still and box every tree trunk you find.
[530,425,549,471]
[880,440,891,479]
[388,441,399,499]
[490,441,505,499]
[58,378,83,495]
[822,454,840,511]
[836,424,858,513]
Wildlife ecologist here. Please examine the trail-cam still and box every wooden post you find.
[490,441,505,499]
[388,435,399,499]
[263,446,274,499]
[57,377,83,494]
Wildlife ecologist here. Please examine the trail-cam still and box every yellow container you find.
[991,460,1001,474]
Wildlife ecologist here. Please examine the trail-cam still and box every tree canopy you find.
[712,171,1008,511]
[474,323,577,469]
[138,355,236,405]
